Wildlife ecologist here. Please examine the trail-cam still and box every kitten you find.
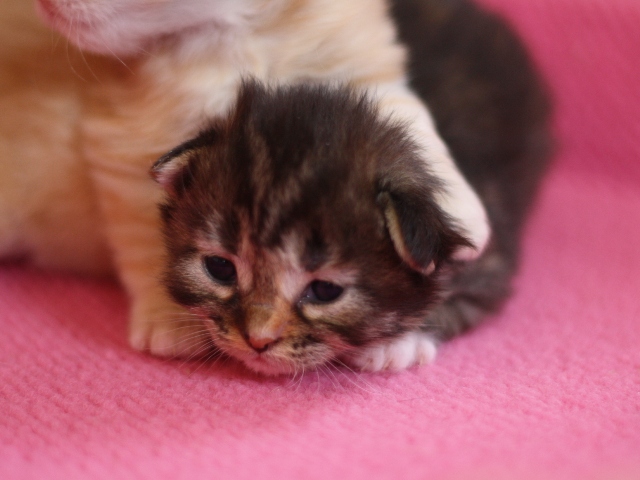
[1,0,491,366]
[154,81,471,375]
[153,0,552,375]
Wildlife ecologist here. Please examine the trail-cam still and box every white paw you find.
[372,81,491,261]
[128,302,213,359]
[345,331,438,372]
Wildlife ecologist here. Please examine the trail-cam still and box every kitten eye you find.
[304,280,344,303]
[204,256,237,284]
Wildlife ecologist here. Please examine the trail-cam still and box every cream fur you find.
[0,0,490,368]
[344,330,438,372]
[0,0,112,275]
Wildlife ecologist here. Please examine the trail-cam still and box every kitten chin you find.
[152,80,470,375]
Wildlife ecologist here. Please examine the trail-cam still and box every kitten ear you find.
[151,128,217,191]
[151,146,191,189]
[377,190,472,275]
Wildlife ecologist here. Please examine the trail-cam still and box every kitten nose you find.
[245,333,280,353]
[245,303,286,353]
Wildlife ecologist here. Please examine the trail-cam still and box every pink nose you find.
[246,334,280,353]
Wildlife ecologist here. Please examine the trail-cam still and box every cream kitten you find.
[0,0,493,371]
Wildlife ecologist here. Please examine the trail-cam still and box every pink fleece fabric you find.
[2,0,639,478]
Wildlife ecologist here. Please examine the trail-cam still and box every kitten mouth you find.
[35,0,93,32]
[35,0,61,24]
[235,346,296,376]
[35,0,126,55]
[200,318,293,376]
[241,356,297,377]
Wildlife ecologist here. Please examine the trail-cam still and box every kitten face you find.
[153,81,469,375]
[35,0,257,56]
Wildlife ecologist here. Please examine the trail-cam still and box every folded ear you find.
[377,189,472,275]
[150,128,218,192]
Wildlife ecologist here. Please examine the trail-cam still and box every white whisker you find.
[295,365,306,392]
[332,360,382,396]
[320,364,341,391]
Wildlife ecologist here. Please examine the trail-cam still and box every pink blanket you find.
[2,0,639,478]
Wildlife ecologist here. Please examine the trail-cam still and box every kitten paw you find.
[344,331,438,372]
[128,304,213,359]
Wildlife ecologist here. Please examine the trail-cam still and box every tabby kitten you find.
[153,0,551,375]
[154,81,471,374]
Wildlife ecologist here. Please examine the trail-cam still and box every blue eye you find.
[305,280,344,303]
[204,256,236,283]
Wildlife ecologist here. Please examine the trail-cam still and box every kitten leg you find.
[84,154,212,358]
[424,246,516,339]
[372,81,492,260]
[0,133,112,276]
[122,231,213,359]
[0,204,24,261]
[0,67,111,274]
[344,331,438,372]
[129,297,211,358]
[121,230,214,359]
[343,248,514,372]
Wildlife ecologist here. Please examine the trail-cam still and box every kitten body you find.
[391,0,552,340]
[0,0,112,274]
[152,0,552,375]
